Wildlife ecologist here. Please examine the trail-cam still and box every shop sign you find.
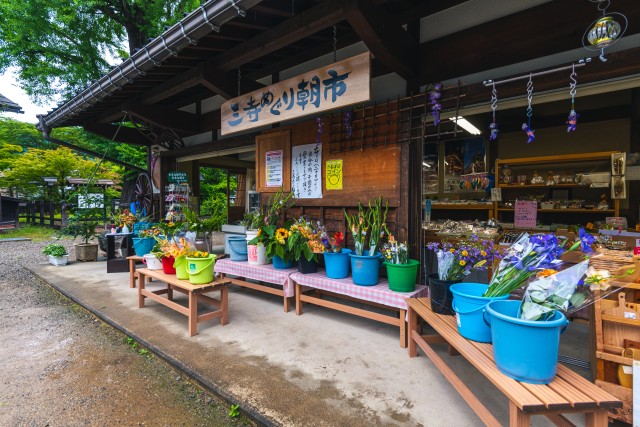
[265,150,283,187]
[221,53,370,135]
[292,143,322,199]
[514,200,537,229]
[168,171,188,183]
[325,159,343,190]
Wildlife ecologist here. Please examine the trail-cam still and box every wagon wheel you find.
[134,172,153,217]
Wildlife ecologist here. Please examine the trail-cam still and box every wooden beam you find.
[200,68,265,100]
[126,102,199,134]
[346,0,418,80]
[419,0,640,83]
[200,156,255,170]
[83,122,150,146]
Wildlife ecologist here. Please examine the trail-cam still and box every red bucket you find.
[161,256,176,274]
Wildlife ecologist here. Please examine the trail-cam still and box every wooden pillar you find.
[629,88,640,226]
[39,200,45,226]
[191,160,200,214]
[49,186,54,228]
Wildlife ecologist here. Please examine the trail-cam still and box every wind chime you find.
[521,74,535,143]
[489,82,499,141]
[567,64,579,132]
[582,0,627,62]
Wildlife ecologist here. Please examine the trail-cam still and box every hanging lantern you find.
[587,16,621,48]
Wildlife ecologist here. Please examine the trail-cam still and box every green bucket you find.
[174,255,189,280]
[186,254,216,284]
[384,259,420,292]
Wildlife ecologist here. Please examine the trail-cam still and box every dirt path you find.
[0,240,251,427]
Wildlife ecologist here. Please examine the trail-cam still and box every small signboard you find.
[168,171,188,183]
[490,187,502,202]
[325,159,343,190]
[265,150,283,187]
[221,53,371,135]
[292,143,322,199]
[514,200,537,229]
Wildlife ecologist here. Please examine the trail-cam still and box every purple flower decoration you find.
[316,117,323,145]
[430,83,442,126]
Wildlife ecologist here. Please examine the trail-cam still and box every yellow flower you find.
[449,248,455,253]
[461,250,468,257]
[536,269,558,279]
[459,260,466,266]
[480,250,487,257]
[257,229,262,237]
[275,228,288,244]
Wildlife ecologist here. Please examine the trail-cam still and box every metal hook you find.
[569,63,577,100]
[526,73,534,118]
[227,0,246,18]
[144,46,161,67]
[131,58,146,77]
[200,5,220,32]
[179,22,197,45]
[161,36,178,57]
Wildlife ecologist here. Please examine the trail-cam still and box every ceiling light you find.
[451,116,481,135]
[422,162,431,168]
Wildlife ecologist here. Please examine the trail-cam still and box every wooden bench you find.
[407,298,622,426]
[126,255,149,288]
[137,268,230,336]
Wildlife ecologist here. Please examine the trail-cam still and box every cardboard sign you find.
[514,200,538,229]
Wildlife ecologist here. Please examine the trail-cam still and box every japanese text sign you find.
[265,150,283,187]
[325,159,343,190]
[221,53,370,135]
[168,171,188,183]
[292,143,322,199]
[514,200,538,229]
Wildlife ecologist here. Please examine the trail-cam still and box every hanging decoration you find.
[429,83,442,126]
[316,117,324,146]
[522,74,535,143]
[489,82,499,141]
[582,0,627,62]
[344,110,353,139]
[567,63,579,132]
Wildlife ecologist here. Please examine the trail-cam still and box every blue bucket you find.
[450,283,508,343]
[349,252,381,286]
[486,300,568,384]
[132,237,155,257]
[324,249,352,279]
[272,255,294,269]
[228,236,248,261]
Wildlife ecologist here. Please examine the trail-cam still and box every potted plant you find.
[263,225,294,269]
[132,226,158,256]
[185,249,216,284]
[381,237,419,292]
[247,188,295,265]
[287,217,322,274]
[321,231,351,279]
[426,236,500,315]
[184,208,222,253]
[345,197,388,286]
[43,243,69,266]
[154,236,193,278]
[57,211,100,262]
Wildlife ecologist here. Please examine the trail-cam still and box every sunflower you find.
[275,228,289,244]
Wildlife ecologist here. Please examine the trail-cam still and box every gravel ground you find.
[0,239,252,427]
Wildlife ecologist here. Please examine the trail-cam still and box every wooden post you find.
[39,200,45,226]
[49,186,55,228]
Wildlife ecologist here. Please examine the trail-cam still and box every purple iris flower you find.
[579,228,595,253]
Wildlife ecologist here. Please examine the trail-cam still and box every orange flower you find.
[536,269,558,279]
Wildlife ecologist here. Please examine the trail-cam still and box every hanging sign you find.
[514,200,538,229]
[292,143,322,199]
[265,150,283,187]
[168,171,188,183]
[221,53,371,135]
[325,159,343,190]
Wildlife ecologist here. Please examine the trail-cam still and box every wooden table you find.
[407,298,621,426]
[214,259,297,312]
[127,255,144,288]
[291,271,429,348]
[137,268,230,336]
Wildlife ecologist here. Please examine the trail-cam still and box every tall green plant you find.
[344,197,388,256]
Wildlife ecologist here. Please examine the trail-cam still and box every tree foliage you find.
[0,0,201,103]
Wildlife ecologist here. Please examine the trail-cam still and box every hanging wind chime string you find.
[489,82,499,141]
[567,63,579,132]
[522,74,535,143]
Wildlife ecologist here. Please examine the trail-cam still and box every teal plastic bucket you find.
[486,300,568,384]
[450,283,508,343]
[272,255,294,269]
[349,252,381,286]
[228,236,248,261]
[324,249,351,279]
[132,237,155,256]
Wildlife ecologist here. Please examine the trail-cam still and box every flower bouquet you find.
[427,235,499,281]
[383,236,420,292]
[288,217,323,273]
[153,236,193,277]
[263,226,294,268]
[322,231,344,253]
[344,196,388,256]
[321,231,351,279]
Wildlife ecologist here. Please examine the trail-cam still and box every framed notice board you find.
[256,129,291,192]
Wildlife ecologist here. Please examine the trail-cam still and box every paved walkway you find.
[31,260,592,426]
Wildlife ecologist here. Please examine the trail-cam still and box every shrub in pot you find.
[57,213,100,262]
[42,243,69,266]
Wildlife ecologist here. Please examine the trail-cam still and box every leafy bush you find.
[42,243,68,257]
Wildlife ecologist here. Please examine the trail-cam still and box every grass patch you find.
[0,225,56,241]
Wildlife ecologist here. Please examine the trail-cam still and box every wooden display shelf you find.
[499,183,584,189]
[497,208,615,213]
[432,204,494,210]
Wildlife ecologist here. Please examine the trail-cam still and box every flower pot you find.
[324,249,351,279]
[142,253,163,270]
[249,243,267,265]
[48,255,68,266]
[427,273,462,315]
[132,237,155,257]
[186,254,216,284]
[297,256,318,274]
[349,252,382,286]
[246,230,261,265]
[485,300,568,384]
[385,259,420,292]
[272,255,294,269]
[75,243,98,262]
[161,256,176,274]
[228,236,248,261]
[173,255,189,279]
[450,283,508,343]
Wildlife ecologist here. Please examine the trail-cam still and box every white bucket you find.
[248,243,267,265]
[142,253,163,270]
[246,230,260,265]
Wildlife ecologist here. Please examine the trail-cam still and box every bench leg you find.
[221,285,229,325]
[509,401,530,427]
[585,410,608,427]
[399,309,407,348]
[129,259,136,288]
[137,271,145,307]
[408,306,418,357]
[295,282,302,315]
[188,291,197,336]
[284,295,290,313]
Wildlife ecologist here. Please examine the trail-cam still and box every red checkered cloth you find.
[290,271,428,310]
[214,258,297,297]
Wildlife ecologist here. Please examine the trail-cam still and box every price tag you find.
[491,188,502,202]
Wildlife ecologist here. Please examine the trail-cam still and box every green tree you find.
[0,0,201,103]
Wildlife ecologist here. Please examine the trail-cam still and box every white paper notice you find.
[291,143,322,199]
[265,150,283,187]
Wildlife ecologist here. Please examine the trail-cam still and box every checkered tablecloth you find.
[289,271,429,310]
[214,258,297,297]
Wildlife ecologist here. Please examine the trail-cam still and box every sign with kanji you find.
[265,150,283,187]
[221,53,370,135]
[514,200,537,229]
[168,171,188,183]
[292,143,322,199]
[325,159,343,190]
